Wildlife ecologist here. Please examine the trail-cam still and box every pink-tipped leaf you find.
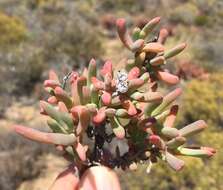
[44,80,61,89]
[150,56,165,66]
[92,107,106,125]
[54,86,73,108]
[151,88,182,117]
[165,151,184,171]
[128,67,140,80]
[177,146,216,158]
[139,17,161,39]
[157,71,179,85]
[158,28,169,44]
[49,70,59,81]
[163,105,178,128]
[13,125,76,145]
[149,135,166,150]
[101,91,112,106]
[116,18,133,50]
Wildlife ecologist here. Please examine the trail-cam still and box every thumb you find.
[78,166,121,190]
[49,166,79,190]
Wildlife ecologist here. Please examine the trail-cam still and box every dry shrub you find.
[0,132,54,190]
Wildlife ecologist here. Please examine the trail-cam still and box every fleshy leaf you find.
[128,67,140,80]
[165,151,184,171]
[116,18,133,50]
[54,86,73,108]
[149,135,166,150]
[132,27,141,40]
[91,77,104,90]
[87,58,97,86]
[47,96,58,104]
[158,28,169,44]
[110,117,125,139]
[150,56,165,66]
[13,125,76,145]
[139,17,161,39]
[75,142,88,161]
[92,107,106,125]
[151,88,182,117]
[77,76,87,105]
[179,120,207,137]
[122,100,137,116]
[115,109,129,117]
[164,43,187,59]
[177,147,216,158]
[101,91,112,106]
[49,70,59,81]
[71,106,91,135]
[128,78,145,92]
[131,39,144,52]
[142,42,165,53]
[157,71,179,85]
[82,86,91,104]
[105,108,116,117]
[161,127,179,139]
[163,105,178,128]
[90,84,99,105]
[44,80,61,89]
[167,136,186,149]
[47,119,67,134]
[100,60,113,77]
[143,91,163,102]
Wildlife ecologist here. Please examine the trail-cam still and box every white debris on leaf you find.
[115,70,129,94]
[116,81,128,93]
[117,70,128,82]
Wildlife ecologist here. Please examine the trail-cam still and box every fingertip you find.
[50,167,79,190]
[79,166,121,190]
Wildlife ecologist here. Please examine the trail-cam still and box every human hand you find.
[50,166,121,190]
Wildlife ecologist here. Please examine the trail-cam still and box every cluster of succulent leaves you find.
[13,17,216,173]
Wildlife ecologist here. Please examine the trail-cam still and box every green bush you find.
[0,12,27,46]
[28,1,103,68]
[177,74,223,128]
[169,3,199,25]
[97,0,146,12]
[0,45,45,96]
[195,15,209,26]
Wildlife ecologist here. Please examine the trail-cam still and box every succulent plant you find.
[13,16,216,175]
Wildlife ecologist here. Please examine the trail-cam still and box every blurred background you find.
[0,0,222,189]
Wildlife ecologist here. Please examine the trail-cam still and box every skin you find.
[50,166,121,190]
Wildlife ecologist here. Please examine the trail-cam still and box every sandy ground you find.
[0,101,69,190]
[18,154,68,190]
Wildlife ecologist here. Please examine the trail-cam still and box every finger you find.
[78,166,121,190]
[49,167,79,190]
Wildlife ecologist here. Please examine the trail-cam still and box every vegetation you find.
[0,0,222,190]
[0,12,27,46]
[0,132,52,190]
[177,74,223,128]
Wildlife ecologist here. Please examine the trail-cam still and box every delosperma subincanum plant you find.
[13,17,216,175]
